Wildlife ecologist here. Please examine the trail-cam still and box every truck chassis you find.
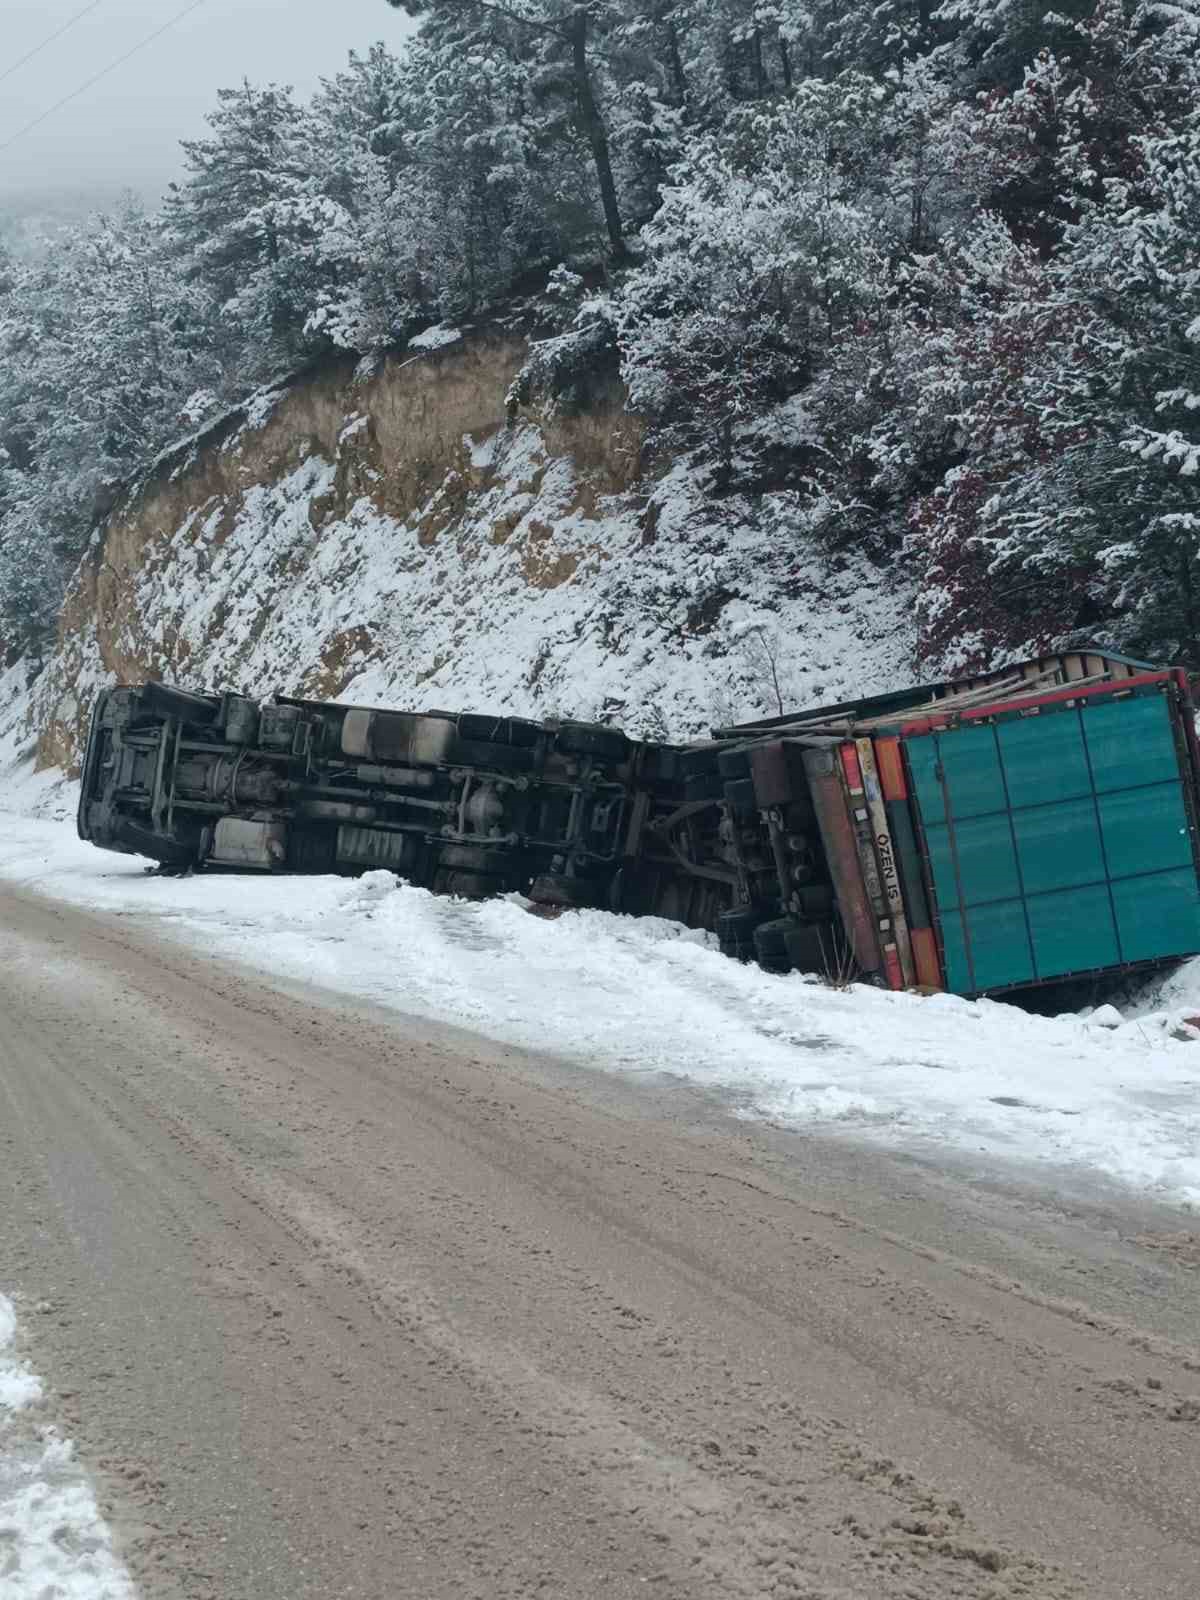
[77,649,1200,1000]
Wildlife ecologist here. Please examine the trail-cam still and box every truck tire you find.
[716,906,768,942]
[528,872,600,908]
[722,777,757,816]
[638,746,682,785]
[439,843,515,874]
[141,682,219,726]
[439,870,503,900]
[112,817,198,868]
[783,795,815,829]
[684,771,725,803]
[796,884,834,918]
[784,922,835,976]
[753,916,797,974]
[287,829,338,873]
[554,722,629,762]
[717,745,753,780]
[448,737,535,773]
[458,713,541,748]
[678,744,722,778]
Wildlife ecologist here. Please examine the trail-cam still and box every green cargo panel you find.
[904,685,1200,995]
[1080,694,1184,792]
[1026,883,1120,977]
[1098,786,1194,879]
[1111,868,1200,963]
[1011,795,1106,896]
[907,722,1004,824]
[939,901,1034,994]
[997,713,1093,810]
[924,812,1021,906]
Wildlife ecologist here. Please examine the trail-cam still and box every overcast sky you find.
[0,0,418,206]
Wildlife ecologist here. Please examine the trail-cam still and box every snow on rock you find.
[1087,1004,1124,1029]
[237,383,287,437]
[1,812,1198,1207]
[0,1292,137,1600]
[406,323,463,352]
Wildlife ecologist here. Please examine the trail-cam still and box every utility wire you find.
[0,0,208,157]
[0,1,105,89]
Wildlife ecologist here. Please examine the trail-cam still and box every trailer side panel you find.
[902,675,1200,996]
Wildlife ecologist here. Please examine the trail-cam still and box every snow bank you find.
[2,813,1197,1206]
[0,1292,137,1600]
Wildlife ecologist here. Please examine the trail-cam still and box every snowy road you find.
[1,881,1199,1599]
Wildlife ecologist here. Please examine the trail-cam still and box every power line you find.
[0,1,105,89]
[0,0,208,158]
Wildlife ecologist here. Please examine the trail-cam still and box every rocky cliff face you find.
[22,327,915,775]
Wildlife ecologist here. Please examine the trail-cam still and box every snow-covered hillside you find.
[23,329,914,775]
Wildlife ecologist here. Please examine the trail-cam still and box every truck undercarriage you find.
[77,648,1200,1000]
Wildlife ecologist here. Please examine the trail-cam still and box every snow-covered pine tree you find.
[385,0,631,257]
[0,200,218,655]
[165,81,318,376]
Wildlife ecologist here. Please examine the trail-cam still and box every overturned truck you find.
[78,647,1200,999]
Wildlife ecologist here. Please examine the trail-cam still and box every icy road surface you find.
[1,809,1199,1205]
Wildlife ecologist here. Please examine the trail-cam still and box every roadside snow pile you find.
[2,814,1198,1205]
[0,1292,137,1600]
[0,1298,41,1411]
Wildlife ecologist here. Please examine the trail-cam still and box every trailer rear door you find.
[902,678,1200,995]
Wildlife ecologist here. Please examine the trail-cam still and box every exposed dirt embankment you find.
[28,326,913,774]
